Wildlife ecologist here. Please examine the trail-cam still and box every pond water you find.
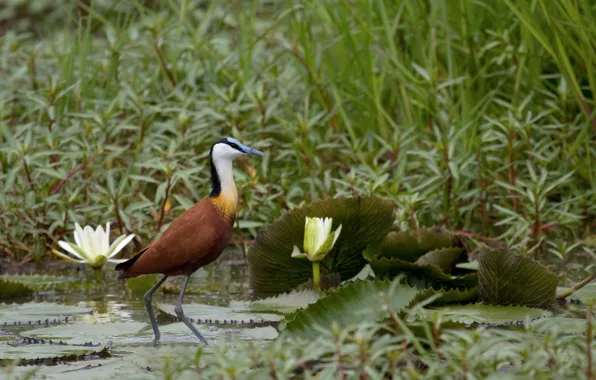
[0,248,282,379]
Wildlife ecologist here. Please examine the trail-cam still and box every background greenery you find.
[1,1,596,378]
[1,0,595,268]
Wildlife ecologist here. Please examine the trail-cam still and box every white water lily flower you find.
[51,222,135,268]
[291,217,342,262]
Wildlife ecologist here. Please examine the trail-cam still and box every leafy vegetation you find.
[1,0,596,378]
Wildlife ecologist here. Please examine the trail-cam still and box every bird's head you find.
[210,137,263,162]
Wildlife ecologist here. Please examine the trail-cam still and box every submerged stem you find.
[312,261,321,291]
[556,273,596,300]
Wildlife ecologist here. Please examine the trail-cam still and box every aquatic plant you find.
[291,217,343,290]
[51,223,135,268]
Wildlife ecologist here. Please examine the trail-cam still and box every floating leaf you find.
[248,196,396,294]
[478,249,557,308]
[280,280,420,340]
[0,278,35,299]
[2,357,150,380]
[364,228,456,262]
[25,322,147,344]
[0,340,109,363]
[415,247,465,273]
[155,323,279,341]
[156,303,283,324]
[231,289,321,315]
[0,303,93,325]
[0,274,84,292]
[422,304,552,325]
[367,257,477,290]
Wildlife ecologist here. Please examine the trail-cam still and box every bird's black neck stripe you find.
[209,147,221,197]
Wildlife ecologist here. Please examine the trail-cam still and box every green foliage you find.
[248,196,395,294]
[478,249,558,308]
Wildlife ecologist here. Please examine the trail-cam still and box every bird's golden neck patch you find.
[209,190,238,222]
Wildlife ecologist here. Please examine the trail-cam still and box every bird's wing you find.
[121,198,229,276]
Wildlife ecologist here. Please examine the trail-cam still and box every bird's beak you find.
[243,146,264,157]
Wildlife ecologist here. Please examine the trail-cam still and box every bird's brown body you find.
[117,197,234,278]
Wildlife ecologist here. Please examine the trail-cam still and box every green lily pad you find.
[248,196,396,294]
[24,322,147,344]
[0,278,35,299]
[478,249,557,308]
[0,303,93,325]
[154,323,279,341]
[0,340,109,362]
[415,247,466,273]
[364,228,456,262]
[156,303,284,324]
[367,257,477,290]
[2,357,154,380]
[422,303,552,324]
[231,289,321,315]
[0,274,84,292]
[280,280,420,340]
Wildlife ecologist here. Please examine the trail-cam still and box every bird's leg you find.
[144,275,168,344]
[175,275,209,346]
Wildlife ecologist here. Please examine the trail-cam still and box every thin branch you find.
[50,152,97,194]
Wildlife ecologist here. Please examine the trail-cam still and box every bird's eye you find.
[230,144,239,150]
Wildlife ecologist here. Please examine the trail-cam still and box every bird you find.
[115,137,263,345]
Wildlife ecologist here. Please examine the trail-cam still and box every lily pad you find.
[422,303,552,325]
[248,196,396,294]
[280,280,420,340]
[367,257,477,290]
[2,357,153,380]
[0,340,109,363]
[24,322,147,344]
[478,249,557,308]
[415,247,465,273]
[0,278,35,299]
[0,303,93,325]
[364,228,457,262]
[155,323,279,341]
[0,274,84,292]
[156,303,284,324]
[231,289,321,315]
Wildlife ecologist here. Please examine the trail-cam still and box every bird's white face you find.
[211,143,244,164]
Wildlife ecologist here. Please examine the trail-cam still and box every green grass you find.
[0,0,594,278]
